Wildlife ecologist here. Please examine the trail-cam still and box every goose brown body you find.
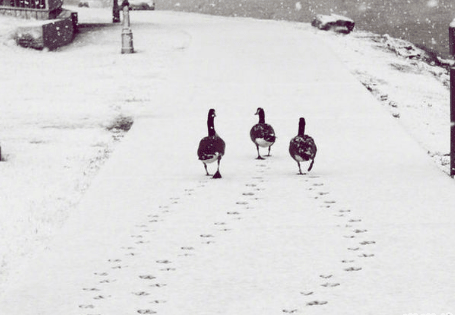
[250,108,276,159]
[197,109,225,178]
[289,117,317,174]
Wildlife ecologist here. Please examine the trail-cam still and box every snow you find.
[1,7,455,315]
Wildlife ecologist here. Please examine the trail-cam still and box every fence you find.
[0,0,63,19]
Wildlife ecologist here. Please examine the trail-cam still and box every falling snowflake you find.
[427,0,439,8]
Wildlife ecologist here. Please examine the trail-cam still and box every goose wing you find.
[289,135,317,161]
[250,123,276,143]
[198,136,226,161]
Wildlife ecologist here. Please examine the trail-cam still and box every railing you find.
[0,0,62,19]
[1,0,47,9]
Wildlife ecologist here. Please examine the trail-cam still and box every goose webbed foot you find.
[212,170,222,179]
[203,163,210,176]
[256,156,265,160]
[308,159,315,172]
[297,162,304,175]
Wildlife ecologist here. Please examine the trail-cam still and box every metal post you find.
[451,68,455,176]
[121,3,134,54]
[113,0,120,23]
[450,20,455,176]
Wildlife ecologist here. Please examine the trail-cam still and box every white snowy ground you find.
[1,7,455,315]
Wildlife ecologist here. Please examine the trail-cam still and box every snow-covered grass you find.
[0,7,188,291]
[1,7,455,314]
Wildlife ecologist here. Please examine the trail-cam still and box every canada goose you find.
[197,109,226,178]
[250,107,276,159]
[289,117,317,174]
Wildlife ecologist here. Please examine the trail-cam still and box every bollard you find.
[121,3,134,54]
[451,20,455,176]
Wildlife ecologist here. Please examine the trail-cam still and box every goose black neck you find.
[207,115,216,137]
[258,110,265,124]
[298,118,306,137]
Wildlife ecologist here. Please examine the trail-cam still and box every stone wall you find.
[14,9,78,50]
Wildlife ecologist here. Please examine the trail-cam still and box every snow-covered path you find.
[2,11,455,315]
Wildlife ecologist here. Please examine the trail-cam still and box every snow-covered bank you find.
[318,28,453,174]
[1,8,455,314]
[0,7,189,293]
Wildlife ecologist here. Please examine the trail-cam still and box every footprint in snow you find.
[300,291,314,296]
[236,201,248,205]
[354,229,367,233]
[94,272,108,277]
[156,260,171,264]
[136,240,150,245]
[150,300,167,304]
[319,274,332,279]
[307,300,328,306]
[282,309,298,313]
[344,235,355,239]
[99,279,116,284]
[360,241,376,245]
[349,219,362,223]
[79,304,95,309]
[214,222,226,226]
[200,234,214,238]
[341,259,355,263]
[321,282,340,287]
[242,192,255,196]
[181,246,195,250]
[93,295,109,300]
[132,291,150,296]
[359,253,375,258]
[150,283,167,288]
[246,184,257,187]
[139,275,156,280]
[347,247,360,251]
[83,287,100,292]
[137,310,156,314]
[344,267,362,272]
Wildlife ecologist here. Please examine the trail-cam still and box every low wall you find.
[14,9,78,50]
